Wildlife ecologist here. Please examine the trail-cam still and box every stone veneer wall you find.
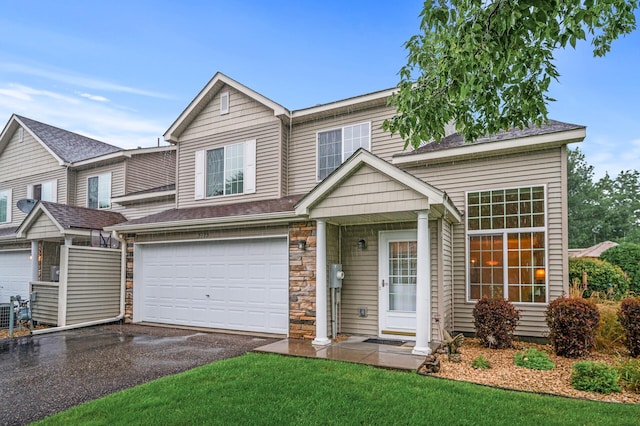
[124,234,135,322]
[288,221,317,339]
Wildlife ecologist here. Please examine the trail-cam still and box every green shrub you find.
[595,302,626,353]
[514,348,555,370]
[571,361,621,394]
[618,297,640,357]
[617,358,640,393]
[472,297,520,349]
[568,257,629,299]
[471,354,491,370]
[601,243,640,295]
[546,297,600,358]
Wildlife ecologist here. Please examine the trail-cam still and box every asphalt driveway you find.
[0,324,277,425]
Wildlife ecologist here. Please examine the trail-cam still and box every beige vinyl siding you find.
[67,169,77,206]
[31,282,59,324]
[402,147,566,337]
[441,220,454,333]
[326,223,339,337]
[430,221,440,342]
[110,199,174,220]
[134,225,289,244]
[75,162,125,207]
[309,165,428,219]
[41,241,61,282]
[288,104,408,195]
[125,151,176,194]
[0,127,62,181]
[280,121,289,197]
[179,85,276,141]
[177,120,282,208]
[62,246,121,325]
[25,215,61,240]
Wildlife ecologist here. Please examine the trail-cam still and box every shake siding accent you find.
[76,162,125,206]
[0,128,62,181]
[288,104,407,194]
[134,225,289,243]
[125,151,176,194]
[177,121,282,208]
[309,165,428,219]
[31,282,59,324]
[179,85,276,141]
[63,246,121,324]
[110,199,175,220]
[402,147,565,337]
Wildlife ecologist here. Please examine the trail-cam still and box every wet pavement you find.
[0,324,277,426]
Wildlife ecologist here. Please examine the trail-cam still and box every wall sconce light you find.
[357,239,367,249]
[297,240,306,250]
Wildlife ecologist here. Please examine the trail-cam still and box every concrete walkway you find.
[256,335,426,371]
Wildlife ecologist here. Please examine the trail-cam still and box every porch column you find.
[313,219,331,346]
[30,241,39,282]
[413,210,431,355]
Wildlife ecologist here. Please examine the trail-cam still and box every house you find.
[568,241,618,258]
[108,72,586,354]
[0,114,175,327]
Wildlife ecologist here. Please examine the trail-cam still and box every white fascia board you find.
[111,190,176,205]
[126,145,176,156]
[392,128,587,166]
[69,151,127,168]
[105,211,300,234]
[291,88,396,120]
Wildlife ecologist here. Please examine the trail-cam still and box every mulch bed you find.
[422,338,640,404]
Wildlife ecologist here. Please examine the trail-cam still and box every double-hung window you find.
[0,189,11,223]
[317,122,370,181]
[87,173,111,209]
[194,140,256,199]
[28,180,57,202]
[467,186,547,303]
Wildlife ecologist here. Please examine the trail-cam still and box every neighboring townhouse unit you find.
[109,72,586,354]
[0,114,175,327]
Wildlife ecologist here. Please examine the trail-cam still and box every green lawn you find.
[36,353,639,425]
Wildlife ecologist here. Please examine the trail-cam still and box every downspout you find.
[32,231,127,335]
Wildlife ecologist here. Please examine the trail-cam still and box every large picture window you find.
[317,122,370,180]
[88,173,111,209]
[0,189,10,223]
[467,186,547,303]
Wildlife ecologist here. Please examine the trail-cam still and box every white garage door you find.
[134,237,289,334]
[0,250,32,302]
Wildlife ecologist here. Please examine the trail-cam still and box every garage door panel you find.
[0,250,32,301]
[136,238,288,334]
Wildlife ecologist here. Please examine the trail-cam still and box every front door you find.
[379,230,417,339]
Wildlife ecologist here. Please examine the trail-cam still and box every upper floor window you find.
[317,122,370,181]
[0,189,11,223]
[88,173,111,209]
[467,186,547,304]
[28,180,57,202]
[194,140,256,200]
[220,92,229,115]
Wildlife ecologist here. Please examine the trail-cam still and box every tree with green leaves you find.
[567,148,604,248]
[383,0,638,148]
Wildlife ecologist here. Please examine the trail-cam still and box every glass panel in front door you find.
[388,241,417,312]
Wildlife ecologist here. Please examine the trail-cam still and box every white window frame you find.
[27,179,57,202]
[220,91,229,115]
[465,185,549,305]
[0,189,11,223]
[316,121,371,181]
[194,140,256,200]
[87,173,112,209]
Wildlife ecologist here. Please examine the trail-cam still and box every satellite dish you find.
[17,199,38,214]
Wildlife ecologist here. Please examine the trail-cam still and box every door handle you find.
[381,279,386,288]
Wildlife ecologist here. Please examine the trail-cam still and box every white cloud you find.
[583,134,640,180]
[79,92,109,102]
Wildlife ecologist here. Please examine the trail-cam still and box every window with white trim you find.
[28,180,57,202]
[0,189,11,223]
[317,122,370,180]
[87,173,111,209]
[194,140,256,199]
[467,186,547,303]
[220,92,229,115]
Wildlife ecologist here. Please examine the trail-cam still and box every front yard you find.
[35,352,639,425]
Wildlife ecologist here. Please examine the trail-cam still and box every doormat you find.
[363,338,406,346]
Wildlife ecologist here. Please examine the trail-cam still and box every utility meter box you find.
[330,264,344,288]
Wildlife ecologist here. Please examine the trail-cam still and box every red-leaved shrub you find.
[619,297,640,357]
[473,297,520,348]
[546,297,600,357]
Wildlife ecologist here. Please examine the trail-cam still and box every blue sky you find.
[0,1,637,179]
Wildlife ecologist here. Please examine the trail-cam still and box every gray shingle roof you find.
[0,226,18,239]
[396,120,585,157]
[16,115,122,163]
[39,202,127,230]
